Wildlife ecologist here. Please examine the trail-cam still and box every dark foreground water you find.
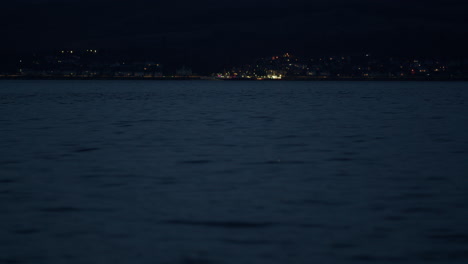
[0,80,467,264]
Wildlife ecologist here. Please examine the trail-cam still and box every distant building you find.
[176,66,192,76]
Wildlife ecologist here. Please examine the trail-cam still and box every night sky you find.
[3,0,468,72]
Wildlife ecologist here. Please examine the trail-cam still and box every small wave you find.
[283,199,344,206]
[0,179,16,183]
[222,239,274,245]
[12,228,40,235]
[429,233,468,244]
[74,147,100,153]
[163,220,275,229]
[327,157,353,162]
[39,207,83,213]
[179,160,212,164]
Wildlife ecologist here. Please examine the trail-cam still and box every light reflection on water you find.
[0,80,467,264]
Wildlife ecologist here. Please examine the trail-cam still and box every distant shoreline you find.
[1,76,467,81]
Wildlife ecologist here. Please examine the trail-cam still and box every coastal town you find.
[1,50,467,80]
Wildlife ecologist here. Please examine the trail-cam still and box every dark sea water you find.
[0,80,467,264]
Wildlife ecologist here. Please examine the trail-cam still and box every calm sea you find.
[1,80,467,264]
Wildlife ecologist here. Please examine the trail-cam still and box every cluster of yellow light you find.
[267,75,282,79]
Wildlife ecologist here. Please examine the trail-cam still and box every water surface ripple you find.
[0,80,467,264]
